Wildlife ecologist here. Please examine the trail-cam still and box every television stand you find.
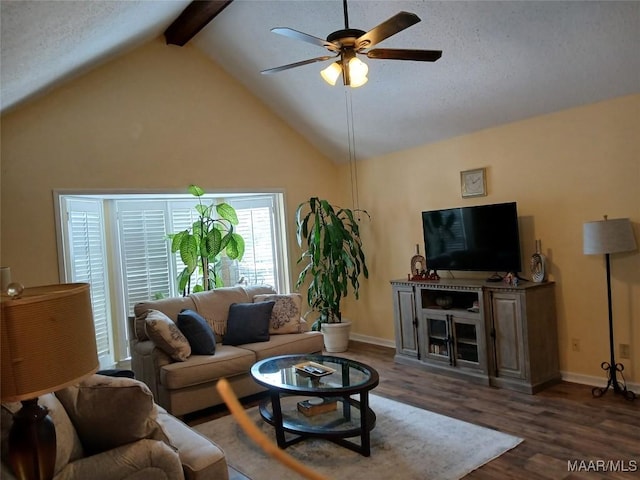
[486,273,503,282]
[390,278,560,394]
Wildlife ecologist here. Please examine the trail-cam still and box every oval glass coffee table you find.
[250,354,379,456]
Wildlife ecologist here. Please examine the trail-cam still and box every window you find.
[59,198,113,368]
[57,191,289,367]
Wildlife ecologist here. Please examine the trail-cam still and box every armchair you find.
[1,374,228,480]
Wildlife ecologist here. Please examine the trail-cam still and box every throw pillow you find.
[144,309,191,361]
[253,293,304,334]
[177,309,216,355]
[55,374,171,456]
[222,301,275,346]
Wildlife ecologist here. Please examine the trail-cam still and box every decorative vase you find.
[530,239,546,283]
[321,320,351,353]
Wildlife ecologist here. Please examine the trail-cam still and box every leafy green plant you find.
[295,197,369,330]
[168,185,245,295]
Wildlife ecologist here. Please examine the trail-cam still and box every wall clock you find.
[461,168,487,198]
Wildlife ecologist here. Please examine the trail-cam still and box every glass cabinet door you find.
[425,316,450,361]
[453,320,479,364]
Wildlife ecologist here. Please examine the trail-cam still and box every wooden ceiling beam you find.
[165,0,234,46]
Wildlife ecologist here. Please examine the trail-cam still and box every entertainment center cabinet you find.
[391,279,560,394]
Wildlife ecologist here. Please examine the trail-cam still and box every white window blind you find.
[62,198,112,367]
[169,202,202,292]
[116,201,172,316]
[231,197,277,287]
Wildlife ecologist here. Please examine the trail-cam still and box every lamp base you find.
[8,398,56,480]
[591,361,636,401]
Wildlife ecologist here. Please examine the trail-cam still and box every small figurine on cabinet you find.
[410,244,426,280]
[408,245,441,281]
[503,272,519,286]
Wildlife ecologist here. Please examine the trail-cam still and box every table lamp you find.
[1,283,99,479]
[583,216,637,401]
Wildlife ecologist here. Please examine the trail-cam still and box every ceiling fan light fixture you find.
[347,57,368,87]
[321,62,342,85]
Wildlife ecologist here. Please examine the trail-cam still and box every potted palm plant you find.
[295,197,369,352]
[168,185,245,295]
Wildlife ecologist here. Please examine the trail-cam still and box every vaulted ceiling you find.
[2,1,638,162]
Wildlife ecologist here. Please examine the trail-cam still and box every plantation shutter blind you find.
[117,201,172,314]
[64,198,112,365]
[231,197,277,287]
[169,202,200,292]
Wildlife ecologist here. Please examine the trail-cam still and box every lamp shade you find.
[320,62,342,86]
[583,217,637,255]
[348,57,368,88]
[1,283,99,402]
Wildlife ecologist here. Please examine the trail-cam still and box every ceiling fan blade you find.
[356,12,421,50]
[261,55,336,75]
[366,48,442,62]
[271,27,340,51]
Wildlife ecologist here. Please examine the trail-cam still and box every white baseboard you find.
[349,333,396,349]
[560,370,639,391]
[349,335,640,391]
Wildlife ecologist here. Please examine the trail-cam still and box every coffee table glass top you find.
[251,354,378,395]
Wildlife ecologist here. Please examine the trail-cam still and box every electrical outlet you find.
[571,338,580,352]
[619,343,630,359]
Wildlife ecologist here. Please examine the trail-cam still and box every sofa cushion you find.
[189,285,277,336]
[222,301,275,346]
[177,309,216,355]
[145,309,191,361]
[134,296,197,329]
[55,375,170,455]
[253,293,305,334]
[156,409,228,480]
[54,439,184,480]
[160,345,256,390]
[238,331,324,361]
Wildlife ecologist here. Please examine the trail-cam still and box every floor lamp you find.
[1,283,99,480]
[583,216,637,401]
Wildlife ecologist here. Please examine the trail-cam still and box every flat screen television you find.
[422,202,522,274]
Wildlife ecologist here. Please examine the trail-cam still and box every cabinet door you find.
[491,293,525,379]
[452,316,486,372]
[392,285,419,357]
[422,311,451,363]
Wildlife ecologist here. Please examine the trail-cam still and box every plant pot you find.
[321,320,351,353]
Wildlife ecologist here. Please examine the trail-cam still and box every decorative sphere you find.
[6,282,24,298]
[436,296,453,309]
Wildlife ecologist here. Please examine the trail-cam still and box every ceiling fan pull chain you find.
[345,89,360,214]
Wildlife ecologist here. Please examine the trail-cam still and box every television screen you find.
[422,202,522,274]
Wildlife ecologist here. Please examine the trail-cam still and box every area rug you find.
[194,394,523,480]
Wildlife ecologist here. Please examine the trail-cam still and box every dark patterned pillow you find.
[177,309,216,355]
[144,309,191,361]
[222,301,275,345]
[253,293,304,334]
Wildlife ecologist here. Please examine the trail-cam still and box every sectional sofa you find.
[128,285,324,416]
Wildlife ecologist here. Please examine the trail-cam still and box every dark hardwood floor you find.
[186,342,639,480]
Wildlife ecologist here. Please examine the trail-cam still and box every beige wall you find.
[1,38,340,287]
[2,35,638,384]
[342,94,640,383]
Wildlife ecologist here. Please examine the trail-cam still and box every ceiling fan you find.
[261,0,442,87]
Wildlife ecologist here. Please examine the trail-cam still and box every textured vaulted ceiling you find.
[2,1,639,163]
